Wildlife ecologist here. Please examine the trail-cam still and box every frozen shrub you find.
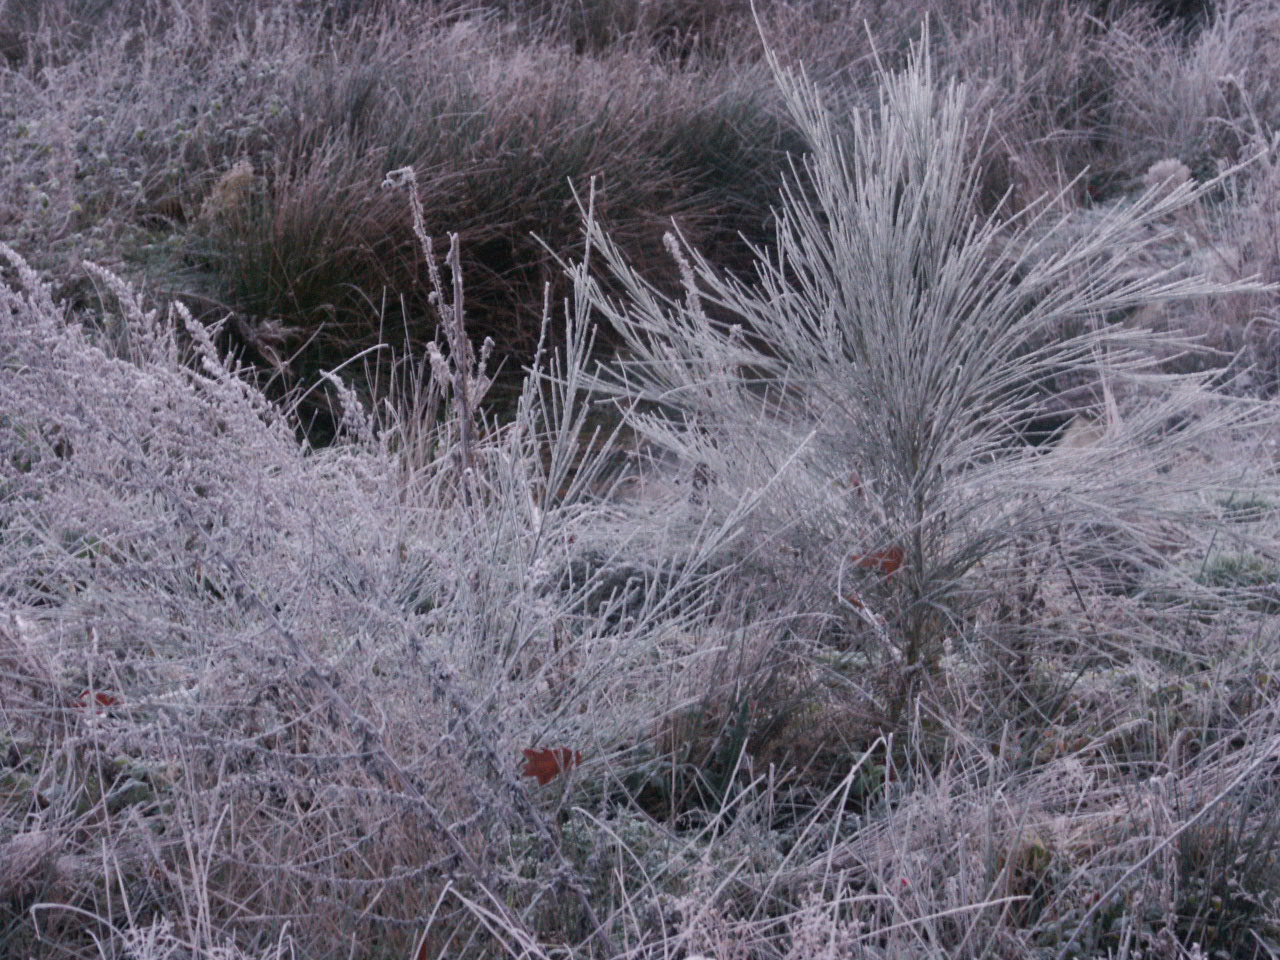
[570,40,1275,717]
[0,234,745,957]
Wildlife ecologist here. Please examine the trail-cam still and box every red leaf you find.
[852,545,904,576]
[77,690,119,708]
[521,747,582,786]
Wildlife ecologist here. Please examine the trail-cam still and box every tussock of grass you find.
[1,0,807,443]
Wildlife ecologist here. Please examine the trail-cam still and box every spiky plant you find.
[568,38,1276,722]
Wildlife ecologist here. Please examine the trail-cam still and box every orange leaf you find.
[521,747,582,786]
[852,545,904,576]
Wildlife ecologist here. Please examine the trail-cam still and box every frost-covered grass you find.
[9,0,1272,431]
[7,2,1280,959]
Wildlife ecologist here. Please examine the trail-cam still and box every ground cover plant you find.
[8,1,1280,959]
